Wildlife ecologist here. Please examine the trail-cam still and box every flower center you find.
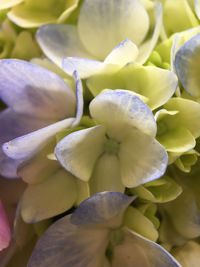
[104,137,120,154]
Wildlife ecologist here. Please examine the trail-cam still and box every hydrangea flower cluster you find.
[1,0,200,266]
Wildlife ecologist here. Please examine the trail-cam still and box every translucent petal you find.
[55,126,106,181]
[0,59,76,119]
[136,3,163,64]
[119,129,168,187]
[36,24,92,68]
[90,153,124,194]
[21,169,77,223]
[71,192,134,227]
[78,0,149,59]
[111,228,181,267]
[28,216,109,267]
[175,34,200,97]
[90,89,157,141]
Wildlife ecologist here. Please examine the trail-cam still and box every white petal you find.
[78,0,149,59]
[119,129,168,187]
[55,126,106,181]
[36,24,92,67]
[90,89,157,141]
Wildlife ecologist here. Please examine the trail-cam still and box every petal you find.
[90,89,157,141]
[57,0,80,23]
[0,59,76,119]
[28,215,109,267]
[78,0,149,59]
[164,97,200,138]
[194,0,200,19]
[71,192,134,227]
[120,64,178,110]
[62,39,138,79]
[55,125,106,182]
[104,39,139,66]
[36,24,92,68]
[0,108,49,178]
[111,228,181,267]
[0,201,11,251]
[175,33,200,97]
[119,129,168,187]
[157,127,196,153]
[3,117,74,161]
[21,169,77,223]
[132,176,182,203]
[0,0,23,9]
[136,3,163,64]
[90,153,125,194]
[124,206,158,242]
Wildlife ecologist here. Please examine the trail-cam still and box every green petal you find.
[124,206,158,241]
[157,126,196,153]
[164,97,200,138]
[21,169,77,223]
[163,0,199,36]
[120,64,177,110]
[132,176,182,203]
[119,129,168,187]
[78,0,149,59]
[90,153,125,194]
[55,126,106,181]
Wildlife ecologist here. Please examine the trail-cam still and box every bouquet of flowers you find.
[0,0,200,266]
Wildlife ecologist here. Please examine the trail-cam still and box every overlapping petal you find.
[175,33,200,97]
[0,201,11,251]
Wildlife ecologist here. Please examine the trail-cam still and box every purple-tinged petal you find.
[36,24,93,67]
[71,192,134,227]
[28,215,109,267]
[0,108,50,178]
[0,59,76,119]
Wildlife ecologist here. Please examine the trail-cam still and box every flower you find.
[56,89,168,192]
[0,59,80,178]
[36,0,163,78]
[28,192,180,267]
